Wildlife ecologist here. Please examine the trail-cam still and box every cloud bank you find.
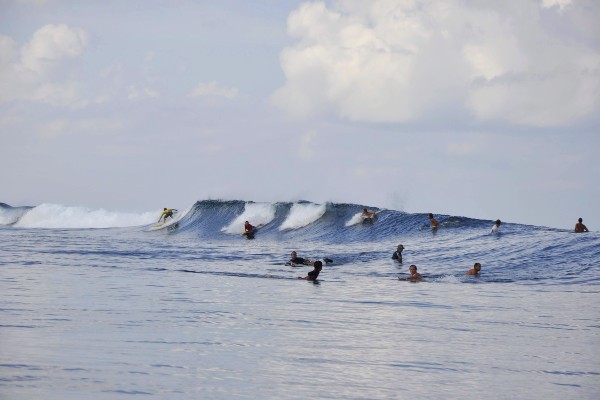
[0,24,88,107]
[272,0,600,127]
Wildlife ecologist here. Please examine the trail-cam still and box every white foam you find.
[221,202,276,234]
[13,203,157,229]
[345,212,366,226]
[279,203,326,231]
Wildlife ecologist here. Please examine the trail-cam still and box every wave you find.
[3,203,157,229]
[220,202,277,234]
[279,202,326,230]
[0,199,551,239]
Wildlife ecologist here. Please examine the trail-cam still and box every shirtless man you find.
[428,213,439,228]
[574,218,589,233]
[466,262,482,275]
[362,208,376,218]
[408,265,423,281]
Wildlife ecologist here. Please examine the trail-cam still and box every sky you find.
[1,0,599,230]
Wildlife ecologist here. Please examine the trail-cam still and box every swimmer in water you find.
[465,262,482,276]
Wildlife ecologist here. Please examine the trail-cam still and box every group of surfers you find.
[287,246,481,282]
[286,212,591,282]
[157,208,591,282]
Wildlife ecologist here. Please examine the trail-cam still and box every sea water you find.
[1,201,599,399]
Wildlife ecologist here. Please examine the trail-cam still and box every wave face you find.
[0,199,563,237]
[151,200,503,241]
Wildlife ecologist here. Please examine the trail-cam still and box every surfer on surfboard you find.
[362,208,376,218]
[158,208,177,224]
[428,213,439,229]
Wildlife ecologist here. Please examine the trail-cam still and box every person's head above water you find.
[495,219,501,225]
[164,208,167,211]
[291,251,297,257]
[397,244,404,251]
[409,265,417,273]
[428,213,433,219]
[474,262,481,272]
[313,260,323,270]
[578,218,583,223]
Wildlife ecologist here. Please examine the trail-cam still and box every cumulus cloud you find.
[0,24,88,107]
[190,81,238,99]
[272,0,600,127]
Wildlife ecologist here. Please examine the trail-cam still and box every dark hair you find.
[578,218,583,223]
[314,261,323,269]
[496,219,501,225]
[428,213,433,218]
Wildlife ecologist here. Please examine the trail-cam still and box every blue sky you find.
[1,0,598,230]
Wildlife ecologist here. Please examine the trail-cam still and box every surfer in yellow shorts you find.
[158,208,177,223]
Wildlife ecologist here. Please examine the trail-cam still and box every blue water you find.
[1,200,599,399]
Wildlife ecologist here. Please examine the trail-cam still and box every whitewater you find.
[1,200,599,400]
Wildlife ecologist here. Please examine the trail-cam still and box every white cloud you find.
[0,24,88,107]
[273,0,600,127]
[190,81,238,99]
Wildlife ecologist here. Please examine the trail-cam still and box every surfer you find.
[287,251,333,266]
[392,244,404,263]
[466,262,482,276]
[428,213,439,228]
[491,219,501,233]
[574,218,589,233]
[244,221,254,233]
[298,260,322,281]
[408,265,423,281]
[158,208,177,223]
[362,208,376,218]
[289,251,309,265]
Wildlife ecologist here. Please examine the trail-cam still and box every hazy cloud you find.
[190,81,238,99]
[273,0,600,127]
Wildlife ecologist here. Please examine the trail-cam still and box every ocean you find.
[1,200,599,399]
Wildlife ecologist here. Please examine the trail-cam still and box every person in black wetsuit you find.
[392,244,404,263]
[288,251,311,266]
[298,261,322,281]
[287,251,333,266]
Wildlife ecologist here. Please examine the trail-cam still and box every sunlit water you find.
[1,201,599,399]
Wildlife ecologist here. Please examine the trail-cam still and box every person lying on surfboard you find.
[158,208,177,223]
[286,251,333,266]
